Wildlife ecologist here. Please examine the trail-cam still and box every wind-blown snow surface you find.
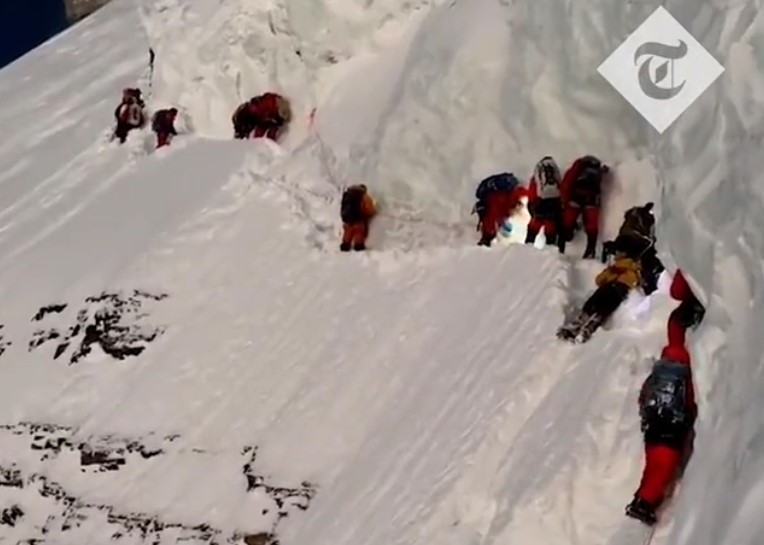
[0,0,762,544]
[653,3,764,545]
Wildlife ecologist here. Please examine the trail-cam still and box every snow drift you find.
[0,0,762,545]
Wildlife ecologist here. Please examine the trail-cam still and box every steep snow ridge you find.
[319,0,662,223]
[0,1,146,206]
[0,141,254,317]
[0,0,149,309]
[654,2,764,544]
[306,0,660,246]
[140,0,658,249]
[0,140,672,544]
[138,0,433,141]
[0,1,761,545]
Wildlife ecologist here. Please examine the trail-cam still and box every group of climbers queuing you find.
[457,154,705,526]
[475,154,610,257]
[334,153,650,270]
[112,87,178,149]
[111,84,292,150]
[109,74,708,527]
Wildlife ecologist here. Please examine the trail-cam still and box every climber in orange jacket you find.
[340,184,376,252]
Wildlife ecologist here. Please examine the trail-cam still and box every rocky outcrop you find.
[0,422,317,543]
[63,0,111,23]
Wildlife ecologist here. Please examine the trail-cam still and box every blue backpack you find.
[475,173,520,201]
[639,359,693,439]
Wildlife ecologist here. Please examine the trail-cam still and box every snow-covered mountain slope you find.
[654,3,764,545]
[0,0,762,545]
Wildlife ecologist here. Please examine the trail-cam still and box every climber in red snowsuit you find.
[666,269,705,347]
[626,269,705,525]
[478,187,526,246]
[232,93,291,141]
[151,108,178,149]
[558,155,610,258]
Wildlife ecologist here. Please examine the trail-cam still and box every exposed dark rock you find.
[0,324,11,356]
[244,532,277,545]
[33,303,68,321]
[0,504,24,526]
[0,465,23,488]
[0,422,317,543]
[242,445,317,518]
[63,0,112,23]
[28,290,168,364]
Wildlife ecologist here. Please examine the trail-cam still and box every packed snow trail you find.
[0,0,762,545]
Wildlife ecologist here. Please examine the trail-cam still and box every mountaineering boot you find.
[557,234,567,254]
[340,242,351,252]
[575,312,604,343]
[625,496,657,525]
[583,232,597,259]
[353,242,366,251]
[557,310,587,341]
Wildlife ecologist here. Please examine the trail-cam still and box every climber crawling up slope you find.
[232,93,292,141]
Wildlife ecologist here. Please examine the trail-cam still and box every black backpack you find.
[151,111,165,133]
[640,359,693,440]
[475,173,519,201]
[570,160,604,207]
[341,187,365,223]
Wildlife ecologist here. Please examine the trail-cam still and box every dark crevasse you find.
[0,0,69,69]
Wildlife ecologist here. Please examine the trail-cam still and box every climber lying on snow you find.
[627,344,696,525]
[625,270,705,525]
[602,202,664,294]
[557,252,642,343]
